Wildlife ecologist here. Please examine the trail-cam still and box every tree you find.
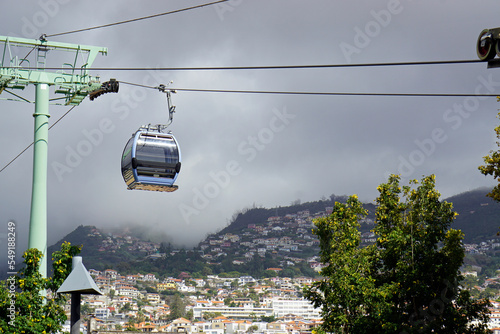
[260,315,276,323]
[126,317,140,331]
[247,324,259,333]
[479,110,500,201]
[81,303,95,316]
[305,175,491,333]
[159,242,172,254]
[167,294,186,320]
[0,242,81,334]
[370,175,491,332]
[201,266,213,277]
[120,302,132,313]
[186,309,194,321]
[202,311,223,321]
[109,288,116,300]
[303,194,381,333]
[136,309,147,323]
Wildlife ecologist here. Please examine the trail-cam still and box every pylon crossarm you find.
[0,35,107,105]
[0,35,107,66]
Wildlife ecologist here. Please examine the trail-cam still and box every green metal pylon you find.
[29,83,50,279]
[0,35,107,280]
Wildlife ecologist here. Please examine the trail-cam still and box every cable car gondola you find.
[121,124,181,192]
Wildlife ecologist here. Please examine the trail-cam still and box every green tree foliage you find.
[0,242,81,334]
[202,311,223,320]
[305,175,491,333]
[185,309,194,321]
[479,110,500,201]
[167,294,186,320]
[260,315,276,323]
[80,303,95,316]
[247,324,259,333]
[126,317,140,331]
[304,194,381,333]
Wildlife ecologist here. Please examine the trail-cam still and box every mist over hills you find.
[53,188,500,273]
[1,187,499,279]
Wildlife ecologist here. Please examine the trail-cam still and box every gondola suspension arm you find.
[158,83,176,129]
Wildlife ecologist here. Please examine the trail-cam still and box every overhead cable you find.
[88,59,483,70]
[45,0,229,37]
[7,59,484,72]
[0,143,33,174]
[0,105,76,173]
[118,82,499,98]
[168,88,499,97]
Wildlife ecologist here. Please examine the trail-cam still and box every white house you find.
[116,285,139,298]
[238,276,256,285]
[271,297,321,319]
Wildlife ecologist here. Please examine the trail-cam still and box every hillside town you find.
[67,268,323,333]
[83,205,367,274]
[84,202,499,274]
[45,197,500,332]
[58,264,500,333]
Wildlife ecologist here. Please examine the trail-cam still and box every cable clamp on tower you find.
[89,78,119,101]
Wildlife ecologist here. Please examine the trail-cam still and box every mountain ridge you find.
[446,187,499,243]
[1,187,497,280]
[44,187,500,277]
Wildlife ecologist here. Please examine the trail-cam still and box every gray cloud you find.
[0,0,499,257]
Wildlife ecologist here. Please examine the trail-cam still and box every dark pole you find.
[57,256,102,333]
[70,292,81,334]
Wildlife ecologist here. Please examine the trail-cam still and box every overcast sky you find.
[1,0,500,254]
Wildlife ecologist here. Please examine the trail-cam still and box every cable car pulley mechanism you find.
[477,27,500,65]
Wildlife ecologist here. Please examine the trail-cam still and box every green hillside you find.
[219,197,376,236]
[47,225,148,270]
[38,188,500,278]
[446,188,500,243]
